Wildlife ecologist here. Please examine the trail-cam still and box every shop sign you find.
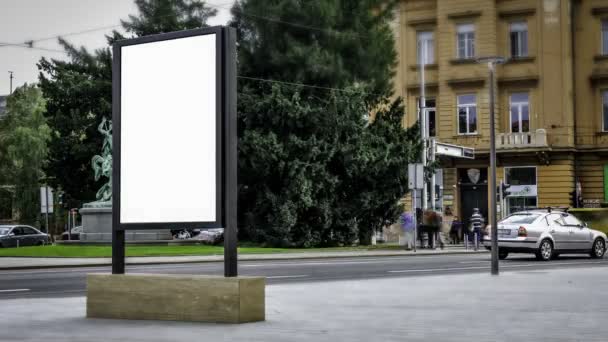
[583,199,601,208]
[507,185,537,197]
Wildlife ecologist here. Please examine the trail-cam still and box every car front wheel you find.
[536,239,553,261]
[590,239,606,259]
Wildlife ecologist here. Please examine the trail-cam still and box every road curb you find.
[0,249,489,271]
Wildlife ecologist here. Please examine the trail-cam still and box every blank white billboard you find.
[119,33,217,224]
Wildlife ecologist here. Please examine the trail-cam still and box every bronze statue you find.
[89,117,112,206]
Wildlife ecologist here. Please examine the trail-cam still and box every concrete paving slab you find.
[0,266,606,341]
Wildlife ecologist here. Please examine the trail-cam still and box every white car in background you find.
[483,209,608,261]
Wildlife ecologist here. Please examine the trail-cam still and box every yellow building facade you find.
[395,0,608,224]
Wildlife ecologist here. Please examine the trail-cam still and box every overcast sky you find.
[0,0,232,95]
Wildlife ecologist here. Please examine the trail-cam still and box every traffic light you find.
[569,190,578,207]
[501,182,511,199]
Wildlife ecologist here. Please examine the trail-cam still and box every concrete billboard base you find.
[86,274,265,323]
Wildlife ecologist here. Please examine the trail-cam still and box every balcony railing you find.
[496,129,548,149]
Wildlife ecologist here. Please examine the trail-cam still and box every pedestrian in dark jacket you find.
[449,217,462,244]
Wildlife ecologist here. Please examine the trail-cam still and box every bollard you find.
[464,233,468,250]
[474,232,479,251]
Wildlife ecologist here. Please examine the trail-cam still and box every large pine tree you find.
[232,0,397,100]
[232,0,419,246]
[38,0,217,206]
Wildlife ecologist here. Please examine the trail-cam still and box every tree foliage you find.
[232,0,397,101]
[38,0,216,206]
[233,0,419,246]
[347,102,421,244]
[238,85,420,247]
[118,0,217,39]
[0,85,51,225]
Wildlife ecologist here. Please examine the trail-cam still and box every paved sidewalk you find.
[1,266,606,342]
[0,247,487,270]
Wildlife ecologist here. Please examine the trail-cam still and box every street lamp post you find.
[477,56,505,276]
[8,71,13,94]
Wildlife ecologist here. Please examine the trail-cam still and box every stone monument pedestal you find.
[87,274,265,323]
[79,207,172,242]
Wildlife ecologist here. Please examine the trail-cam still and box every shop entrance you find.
[458,168,488,230]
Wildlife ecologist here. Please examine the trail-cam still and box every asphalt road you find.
[1,253,607,299]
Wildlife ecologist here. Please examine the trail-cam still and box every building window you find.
[417,31,434,65]
[418,98,436,137]
[457,94,477,134]
[603,90,608,132]
[510,93,530,133]
[603,20,608,55]
[510,21,528,57]
[456,24,475,59]
[505,167,537,215]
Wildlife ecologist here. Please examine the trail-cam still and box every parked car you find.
[61,226,83,241]
[483,209,608,261]
[0,225,51,248]
[171,228,201,240]
[193,228,224,245]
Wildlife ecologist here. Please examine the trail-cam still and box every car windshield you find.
[500,213,541,224]
[0,228,11,235]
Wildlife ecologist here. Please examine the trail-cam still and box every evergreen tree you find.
[232,0,419,246]
[0,85,51,226]
[38,0,217,206]
[232,0,397,100]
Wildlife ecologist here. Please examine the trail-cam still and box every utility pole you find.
[477,56,505,276]
[419,43,428,211]
[430,140,436,210]
[8,71,13,94]
[44,186,50,234]
[499,180,504,221]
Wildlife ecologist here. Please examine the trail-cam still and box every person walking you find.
[449,216,462,244]
[399,212,416,250]
[470,208,484,250]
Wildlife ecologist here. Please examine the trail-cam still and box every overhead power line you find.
[1,1,397,53]
[0,42,65,54]
[29,24,123,44]
[237,75,381,96]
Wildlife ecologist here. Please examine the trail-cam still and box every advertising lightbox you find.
[113,27,229,230]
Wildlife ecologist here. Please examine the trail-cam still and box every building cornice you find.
[407,18,437,27]
[497,75,539,86]
[449,58,477,65]
[504,56,536,64]
[594,55,608,62]
[408,64,438,71]
[591,7,608,16]
[590,72,608,85]
[498,8,536,19]
[406,82,439,91]
[574,147,608,153]
[447,10,482,20]
[446,77,485,87]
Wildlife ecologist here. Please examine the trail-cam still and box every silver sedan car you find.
[482,209,608,261]
[0,225,51,248]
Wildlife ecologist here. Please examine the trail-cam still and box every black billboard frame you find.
[111,26,238,277]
